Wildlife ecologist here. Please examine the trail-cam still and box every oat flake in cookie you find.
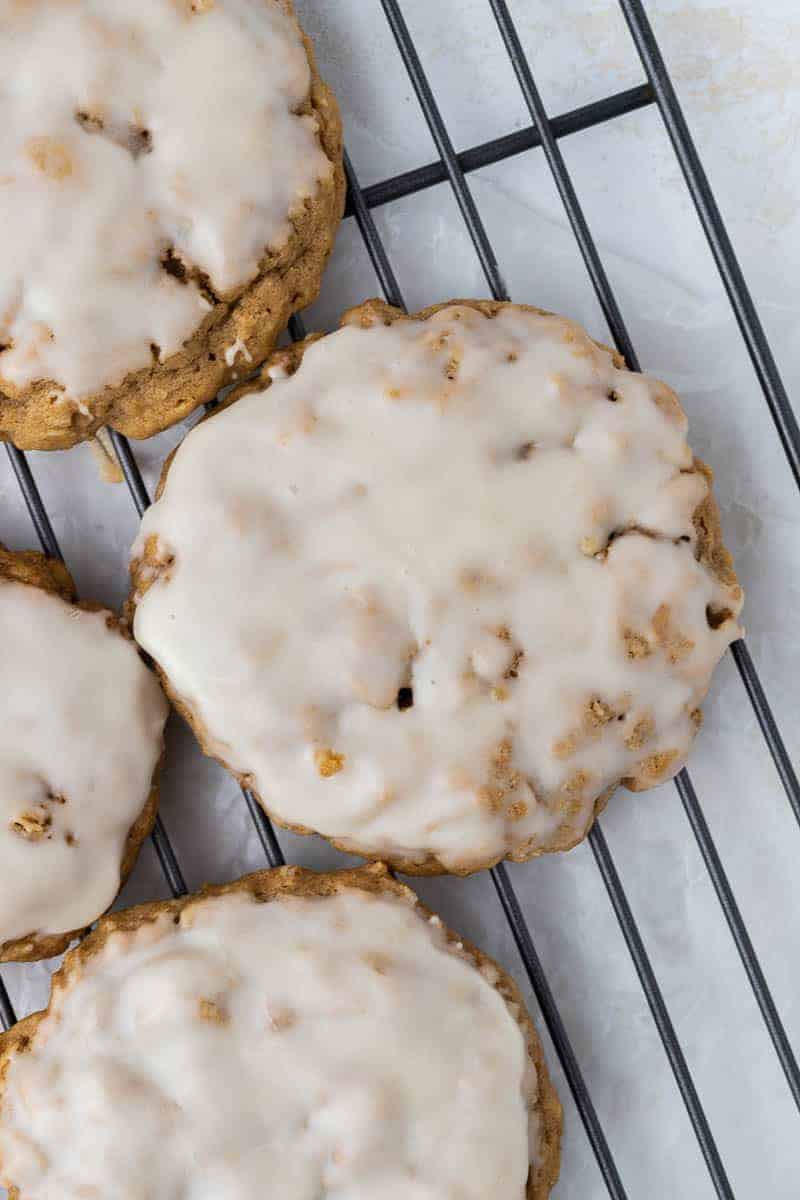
[0,865,561,1199]
[0,546,167,962]
[130,299,743,874]
[0,0,344,450]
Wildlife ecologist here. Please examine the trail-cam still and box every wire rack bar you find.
[344,149,404,310]
[109,429,153,518]
[617,0,800,491]
[5,446,60,559]
[729,640,800,829]
[148,814,188,898]
[675,769,800,1109]
[243,789,286,868]
[726,659,800,824]
[0,979,15,1032]
[345,145,627,1194]
[493,862,629,1199]
[379,0,509,302]
[588,823,734,1197]
[345,83,654,219]
[487,0,638,369]
[486,0,800,1114]
[287,313,307,343]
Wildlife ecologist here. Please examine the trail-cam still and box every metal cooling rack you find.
[2,3,799,1197]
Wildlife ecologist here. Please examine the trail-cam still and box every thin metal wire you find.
[675,769,800,1110]
[729,661,800,824]
[148,815,188,898]
[379,0,510,302]
[617,0,800,491]
[0,978,15,1032]
[288,313,307,343]
[5,446,60,558]
[487,0,638,368]
[588,824,734,1198]
[243,789,286,868]
[492,863,629,1199]
[109,429,152,518]
[347,83,654,217]
[346,146,627,1193]
[487,0,800,1120]
[344,149,404,309]
[730,640,800,829]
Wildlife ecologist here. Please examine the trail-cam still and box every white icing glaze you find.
[225,337,253,367]
[0,0,332,402]
[132,305,743,870]
[0,886,538,1199]
[0,579,167,945]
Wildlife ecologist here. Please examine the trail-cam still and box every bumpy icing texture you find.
[131,301,743,872]
[0,552,167,956]
[0,0,339,445]
[0,868,556,1199]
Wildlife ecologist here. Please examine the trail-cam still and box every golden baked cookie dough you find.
[0,544,167,962]
[0,864,561,1200]
[130,299,743,875]
[0,0,344,450]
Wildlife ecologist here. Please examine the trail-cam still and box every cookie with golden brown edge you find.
[129,298,743,875]
[0,0,344,450]
[0,863,561,1200]
[0,544,167,962]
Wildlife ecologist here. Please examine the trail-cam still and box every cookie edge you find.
[0,861,562,1200]
[0,543,165,963]
[128,297,742,876]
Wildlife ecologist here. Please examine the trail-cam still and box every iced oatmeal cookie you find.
[0,863,561,1200]
[0,0,344,450]
[129,299,743,874]
[0,545,167,962]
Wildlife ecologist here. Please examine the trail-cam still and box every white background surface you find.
[2,1,799,1196]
